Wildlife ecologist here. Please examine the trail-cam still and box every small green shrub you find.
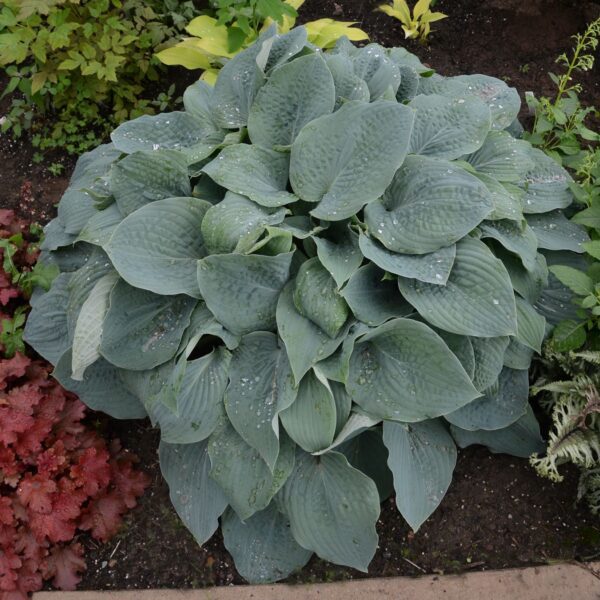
[25,28,588,580]
[0,0,199,153]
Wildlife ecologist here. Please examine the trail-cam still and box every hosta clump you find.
[25,26,591,581]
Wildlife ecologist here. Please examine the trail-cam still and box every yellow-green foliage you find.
[0,0,199,153]
[376,0,446,42]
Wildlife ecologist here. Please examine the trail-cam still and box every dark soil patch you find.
[2,0,599,591]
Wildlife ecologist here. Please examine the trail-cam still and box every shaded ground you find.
[1,0,599,591]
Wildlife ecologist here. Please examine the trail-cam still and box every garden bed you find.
[1,0,599,592]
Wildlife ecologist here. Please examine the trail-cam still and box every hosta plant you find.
[25,26,590,582]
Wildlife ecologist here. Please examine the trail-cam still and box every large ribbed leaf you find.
[445,367,528,430]
[470,336,510,391]
[201,193,287,254]
[289,100,414,220]
[248,54,335,148]
[351,43,400,100]
[466,131,533,182]
[515,296,545,353]
[475,173,523,222]
[197,252,293,335]
[341,264,413,326]
[315,325,370,384]
[436,330,476,379]
[347,318,479,421]
[71,271,119,380]
[383,419,456,531]
[106,197,211,297]
[314,411,381,455]
[76,204,123,248]
[154,347,230,444]
[408,94,491,160]
[109,150,191,216]
[159,441,228,545]
[208,421,294,520]
[202,145,296,207]
[503,251,548,303]
[398,237,518,337]
[225,332,296,470]
[314,224,362,288]
[479,219,538,271]
[364,156,493,254]
[359,234,456,285]
[450,405,544,457]
[526,211,589,253]
[53,350,146,419]
[293,258,350,338]
[281,451,380,571]
[503,338,534,370]
[324,54,370,109]
[280,369,337,452]
[222,504,312,584]
[277,282,349,383]
[99,281,196,370]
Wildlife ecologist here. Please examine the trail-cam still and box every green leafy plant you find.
[156,0,368,83]
[0,0,199,154]
[531,348,600,513]
[376,0,447,42]
[26,27,588,582]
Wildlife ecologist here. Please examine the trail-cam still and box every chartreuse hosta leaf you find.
[28,26,582,583]
[347,318,480,421]
[159,441,228,545]
[197,252,293,336]
[106,197,212,298]
[408,94,491,160]
[289,100,414,220]
[248,53,336,149]
[281,451,380,571]
[398,237,518,337]
[364,155,493,254]
[225,332,296,470]
[383,419,457,531]
[222,504,312,584]
[202,145,297,208]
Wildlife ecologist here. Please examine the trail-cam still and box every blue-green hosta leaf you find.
[479,219,538,271]
[280,369,337,453]
[518,148,573,214]
[341,264,413,326]
[106,197,211,298]
[263,27,308,72]
[100,281,196,370]
[281,451,380,571]
[331,381,352,435]
[450,404,544,457]
[225,332,296,470]
[202,145,296,207]
[526,211,589,253]
[197,252,293,336]
[396,65,420,102]
[445,367,528,431]
[183,80,222,128]
[289,100,414,221]
[76,204,123,247]
[398,237,518,337]
[293,257,350,338]
[153,348,230,444]
[365,156,493,254]
[41,219,76,252]
[71,271,119,381]
[208,420,295,520]
[503,251,548,303]
[408,94,491,160]
[245,226,293,256]
[503,338,534,370]
[111,112,216,154]
[351,43,401,100]
[359,234,456,285]
[515,296,545,353]
[473,173,523,222]
[279,216,326,240]
[465,130,534,182]
[419,74,520,130]
[69,142,122,187]
[470,336,510,392]
[313,411,381,455]
[435,330,475,379]
[57,189,98,237]
[222,504,312,584]
[314,224,362,288]
[201,193,287,254]
[347,318,480,421]
[42,243,93,273]
[24,273,71,365]
[323,54,370,109]
[159,440,228,545]
[315,324,370,384]
[277,282,350,383]
[54,350,146,419]
[109,150,191,216]
[248,54,335,149]
[383,419,456,531]
[387,47,433,74]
